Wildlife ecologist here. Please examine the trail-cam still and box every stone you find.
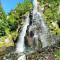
[0,46,6,55]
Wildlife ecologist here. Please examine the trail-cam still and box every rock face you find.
[25,10,57,51]
[25,12,42,50]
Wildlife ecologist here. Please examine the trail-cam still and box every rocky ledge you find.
[0,44,60,60]
[26,45,60,60]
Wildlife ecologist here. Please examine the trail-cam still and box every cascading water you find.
[15,0,55,60]
[16,14,29,53]
[36,13,51,47]
[33,0,37,19]
[32,12,50,48]
[32,0,55,48]
[16,14,29,60]
[33,0,37,12]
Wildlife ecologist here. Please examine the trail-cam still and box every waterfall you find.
[38,13,50,47]
[16,14,29,53]
[32,12,50,48]
[15,0,56,60]
[32,0,55,48]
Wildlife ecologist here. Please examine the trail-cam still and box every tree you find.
[0,3,6,20]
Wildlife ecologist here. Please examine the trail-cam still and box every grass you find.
[55,50,60,57]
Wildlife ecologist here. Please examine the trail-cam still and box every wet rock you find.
[26,51,56,60]
[30,31,34,37]
[29,10,33,25]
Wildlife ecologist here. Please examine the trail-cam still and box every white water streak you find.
[18,55,26,60]
[16,14,29,53]
[33,0,51,47]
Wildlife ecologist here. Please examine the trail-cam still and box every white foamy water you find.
[33,0,53,47]
[18,55,26,60]
[33,0,38,19]
[38,13,49,47]
[16,14,29,53]
[33,12,50,48]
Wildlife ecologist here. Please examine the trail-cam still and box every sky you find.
[1,0,24,14]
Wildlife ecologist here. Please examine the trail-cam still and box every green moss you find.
[0,42,5,47]
[55,29,60,35]
[55,50,60,57]
[11,31,18,40]
[44,8,53,19]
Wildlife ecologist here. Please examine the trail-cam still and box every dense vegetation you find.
[38,0,60,36]
[0,0,32,47]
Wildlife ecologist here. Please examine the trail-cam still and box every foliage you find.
[0,3,6,20]
[15,0,32,16]
[55,50,60,57]
[39,0,60,35]
[0,0,32,47]
[0,0,32,37]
